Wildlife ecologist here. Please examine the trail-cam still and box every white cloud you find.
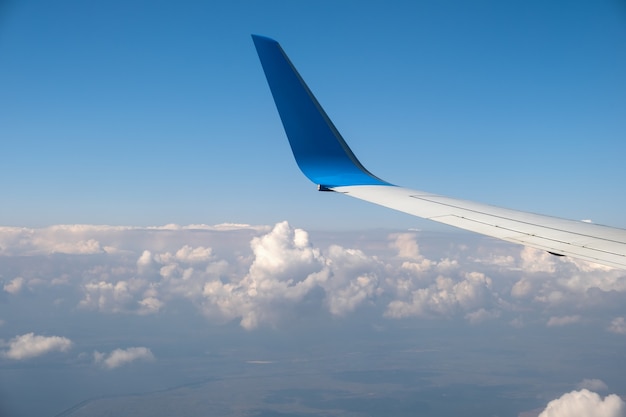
[465,308,500,324]
[608,317,626,335]
[324,273,378,316]
[174,245,213,263]
[577,379,609,392]
[538,389,625,417]
[511,278,533,298]
[3,333,72,360]
[138,296,164,315]
[155,246,213,265]
[201,221,326,329]
[514,246,626,309]
[559,271,626,294]
[197,222,388,328]
[390,233,422,260]
[520,247,558,273]
[390,233,441,273]
[385,271,496,319]
[79,280,138,313]
[49,238,104,254]
[137,250,153,269]
[321,245,383,316]
[94,347,155,369]
[4,277,24,294]
[546,315,582,327]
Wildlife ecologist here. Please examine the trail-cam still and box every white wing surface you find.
[252,35,626,270]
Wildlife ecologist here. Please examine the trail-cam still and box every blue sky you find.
[1,0,625,230]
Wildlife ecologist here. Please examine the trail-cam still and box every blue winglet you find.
[252,35,390,189]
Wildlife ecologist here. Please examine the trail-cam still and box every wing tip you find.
[252,35,391,188]
[251,34,277,45]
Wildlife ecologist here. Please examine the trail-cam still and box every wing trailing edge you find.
[252,35,626,270]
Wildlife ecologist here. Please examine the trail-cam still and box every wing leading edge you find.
[252,35,626,270]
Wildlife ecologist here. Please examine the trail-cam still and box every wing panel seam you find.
[439,214,626,259]
[411,195,626,246]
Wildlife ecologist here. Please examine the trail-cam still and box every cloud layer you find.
[1,222,625,332]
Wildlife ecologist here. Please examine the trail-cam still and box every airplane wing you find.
[252,34,626,270]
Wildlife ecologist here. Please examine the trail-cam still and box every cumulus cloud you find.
[202,221,326,329]
[514,246,626,309]
[173,245,213,263]
[49,238,104,254]
[538,389,625,417]
[197,222,389,328]
[79,243,220,315]
[559,271,626,294]
[322,245,383,316]
[3,333,72,360]
[465,308,500,324]
[390,232,459,274]
[511,278,533,299]
[520,247,559,273]
[384,234,511,321]
[138,296,164,315]
[137,250,153,270]
[608,317,626,335]
[385,271,497,319]
[79,280,139,313]
[4,277,24,294]
[155,245,213,265]
[391,233,423,260]
[94,347,155,369]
